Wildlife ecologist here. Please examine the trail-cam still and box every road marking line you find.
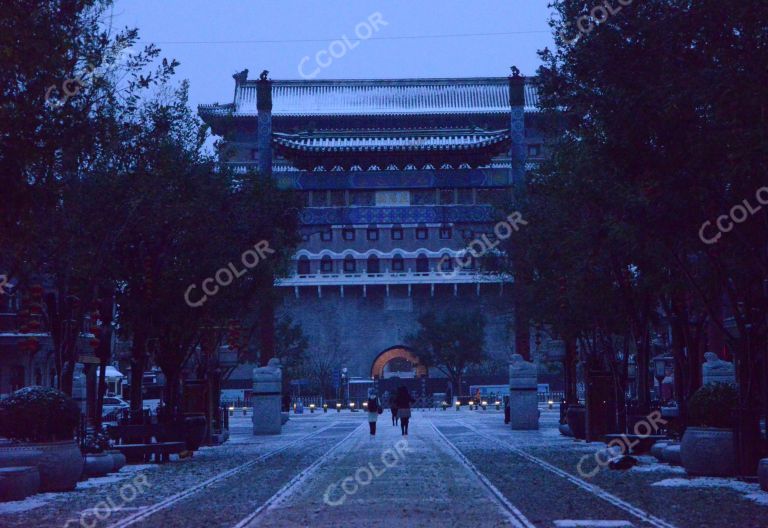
[554,521,634,527]
[457,420,677,528]
[429,420,536,528]
[107,422,340,528]
[232,422,365,527]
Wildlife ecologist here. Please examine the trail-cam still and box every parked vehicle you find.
[101,396,129,417]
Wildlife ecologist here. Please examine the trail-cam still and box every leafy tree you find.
[274,316,309,381]
[407,310,486,396]
[108,84,300,411]
[0,0,178,394]
[512,0,767,462]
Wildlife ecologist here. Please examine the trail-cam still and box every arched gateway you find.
[370,346,428,379]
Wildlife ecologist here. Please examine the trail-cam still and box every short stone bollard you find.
[252,358,282,435]
[509,353,539,430]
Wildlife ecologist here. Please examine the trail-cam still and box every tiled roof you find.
[199,77,538,118]
[272,130,510,152]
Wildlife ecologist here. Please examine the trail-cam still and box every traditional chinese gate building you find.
[199,70,543,385]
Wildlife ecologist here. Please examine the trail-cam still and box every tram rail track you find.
[231,422,364,528]
[453,419,678,528]
[107,422,343,528]
[429,419,536,528]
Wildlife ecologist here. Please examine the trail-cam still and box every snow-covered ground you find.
[0,410,765,527]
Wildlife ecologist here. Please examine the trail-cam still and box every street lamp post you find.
[341,367,348,405]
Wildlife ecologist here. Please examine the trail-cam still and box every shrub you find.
[687,383,738,429]
[0,386,80,442]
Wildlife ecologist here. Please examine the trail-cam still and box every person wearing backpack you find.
[366,390,383,437]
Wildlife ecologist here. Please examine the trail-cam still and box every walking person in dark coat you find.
[395,385,415,435]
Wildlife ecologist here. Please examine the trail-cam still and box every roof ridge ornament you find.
[232,68,248,84]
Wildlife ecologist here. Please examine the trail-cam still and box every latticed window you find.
[457,188,474,205]
[351,191,375,206]
[320,256,333,273]
[343,256,356,273]
[412,190,436,205]
[392,255,404,272]
[297,256,310,275]
[440,254,453,271]
[416,254,429,272]
[439,189,455,205]
[367,255,380,274]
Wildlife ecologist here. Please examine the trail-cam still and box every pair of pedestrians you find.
[369,386,415,437]
[389,386,415,436]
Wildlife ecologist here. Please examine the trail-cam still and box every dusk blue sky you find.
[111,1,556,112]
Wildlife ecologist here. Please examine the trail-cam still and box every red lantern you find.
[89,339,100,349]
[30,284,44,297]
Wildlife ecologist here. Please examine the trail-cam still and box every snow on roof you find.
[199,77,539,118]
[98,365,125,378]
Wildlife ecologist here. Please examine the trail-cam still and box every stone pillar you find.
[508,67,531,361]
[508,353,539,430]
[256,70,273,177]
[507,66,527,187]
[252,358,282,435]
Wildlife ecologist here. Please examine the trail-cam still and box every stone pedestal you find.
[702,352,735,386]
[508,354,539,430]
[252,358,282,435]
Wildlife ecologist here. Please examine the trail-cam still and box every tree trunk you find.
[734,331,762,476]
[564,337,579,404]
[455,372,463,398]
[636,328,651,414]
[129,324,149,412]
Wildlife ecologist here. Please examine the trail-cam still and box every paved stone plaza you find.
[1,408,766,528]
